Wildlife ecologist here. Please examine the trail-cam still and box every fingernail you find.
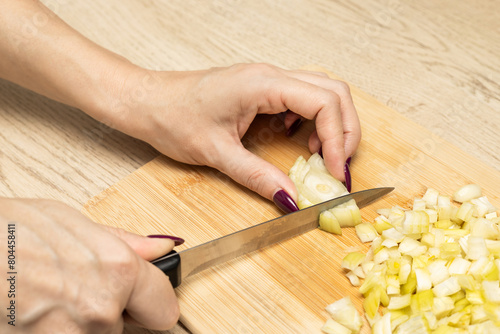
[286,119,303,137]
[273,189,299,213]
[147,235,185,246]
[344,162,352,193]
[318,147,323,158]
[346,156,352,167]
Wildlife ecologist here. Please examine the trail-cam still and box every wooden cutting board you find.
[82,66,500,334]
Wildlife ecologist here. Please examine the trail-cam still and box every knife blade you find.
[152,187,393,288]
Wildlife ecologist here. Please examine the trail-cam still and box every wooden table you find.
[1,1,499,333]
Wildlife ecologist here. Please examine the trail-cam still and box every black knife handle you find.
[152,250,181,288]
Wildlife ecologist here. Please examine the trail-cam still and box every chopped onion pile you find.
[289,153,361,234]
[322,184,500,333]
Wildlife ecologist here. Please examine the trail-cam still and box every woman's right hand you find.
[0,197,180,333]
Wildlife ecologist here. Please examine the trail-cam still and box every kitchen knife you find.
[152,187,393,288]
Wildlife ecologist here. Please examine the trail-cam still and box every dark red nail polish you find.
[346,156,352,167]
[344,163,352,193]
[286,119,303,137]
[147,235,185,246]
[273,189,299,213]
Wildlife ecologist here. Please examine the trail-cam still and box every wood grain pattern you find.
[82,67,500,334]
[1,0,498,207]
[1,1,499,333]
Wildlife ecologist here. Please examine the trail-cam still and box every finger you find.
[284,111,303,136]
[102,226,175,261]
[284,110,301,128]
[124,259,180,330]
[270,78,347,180]
[308,129,321,153]
[285,71,361,159]
[214,141,298,204]
[287,69,330,78]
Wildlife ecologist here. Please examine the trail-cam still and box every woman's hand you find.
[0,197,180,333]
[111,64,361,210]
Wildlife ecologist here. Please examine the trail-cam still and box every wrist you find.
[73,52,145,130]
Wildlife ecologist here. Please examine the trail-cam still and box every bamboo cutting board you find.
[82,66,500,334]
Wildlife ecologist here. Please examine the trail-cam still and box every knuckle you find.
[244,167,268,195]
[164,300,181,329]
[234,63,279,77]
[313,71,329,78]
[111,248,139,273]
[87,300,123,329]
[335,80,351,95]
[317,91,341,108]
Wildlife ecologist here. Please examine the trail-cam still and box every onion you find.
[289,153,362,233]
[453,184,482,203]
[323,185,500,333]
[325,296,363,333]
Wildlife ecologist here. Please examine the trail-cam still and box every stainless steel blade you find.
[153,187,393,282]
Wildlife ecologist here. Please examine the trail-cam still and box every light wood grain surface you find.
[81,67,500,333]
[1,0,499,333]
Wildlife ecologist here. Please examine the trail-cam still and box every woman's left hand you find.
[109,63,361,209]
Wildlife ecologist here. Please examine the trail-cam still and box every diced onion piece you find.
[428,259,450,285]
[386,274,400,295]
[432,297,454,318]
[467,236,489,260]
[399,237,427,257]
[387,294,411,310]
[342,252,366,271]
[394,315,428,334]
[372,312,391,334]
[470,218,499,239]
[321,318,352,334]
[471,196,497,218]
[355,222,379,243]
[325,297,363,333]
[486,212,499,219]
[448,257,471,275]
[328,199,362,227]
[373,247,391,264]
[466,289,484,305]
[381,239,398,249]
[414,268,432,292]
[425,209,438,223]
[319,210,342,235]
[482,281,500,303]
[351,266,364,279]
[388,207,406,229]
[346,271,361,286]
[456,202,475,222]
[374,215,394,233]
[382,228,405,243]
[433,277,461,297]
[363,289,381,319]
[410,290,434,313]
[413,198,426,211]
[401,211,429,234]
[422,188,439,208]
[453,184,482,203]
[438,195,452,221]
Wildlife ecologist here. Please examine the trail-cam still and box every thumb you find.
[101,225,177,261]
[216,144,299,213]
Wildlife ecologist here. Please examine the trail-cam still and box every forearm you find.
[0,0,138,123]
